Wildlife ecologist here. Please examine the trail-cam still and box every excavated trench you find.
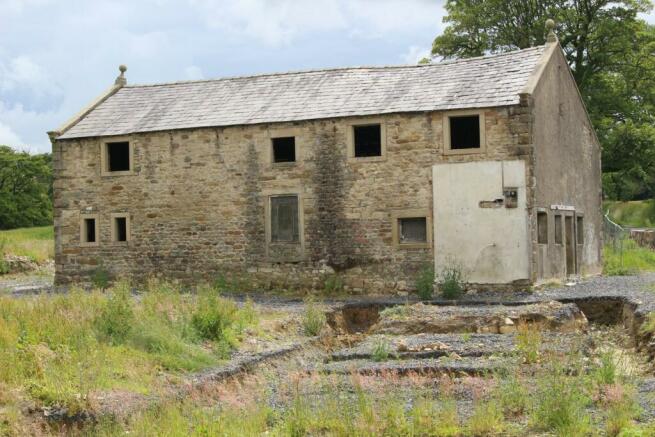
[322,295,654,377]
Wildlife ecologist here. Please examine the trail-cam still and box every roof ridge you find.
[125,45,546,89]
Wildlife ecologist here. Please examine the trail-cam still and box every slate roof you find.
[58,46,546,139]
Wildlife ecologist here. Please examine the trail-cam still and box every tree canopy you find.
[432,0,655,200]
[0,146,53,230]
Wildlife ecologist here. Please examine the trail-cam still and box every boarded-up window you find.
[353,124,382,157]
[106,142,130,172]
[83,218,96,243]
[399,217,427,244]
[576,216,584,244]
[449,116,480,149]
[537,212,548,244]
[272,137,296,163]
[554,214,563,244]
[270,196,299,243]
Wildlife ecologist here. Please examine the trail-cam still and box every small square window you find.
[272,137,296,163]
[554,215,563,244]
[270,196,299,243]
[537,212,548,244]
[106,142,131,172]
[82,218,97,244]
[576,216,584,244]
[399,217,427,244]
[353,124,382,157]
[449,115,480,149]
[113,216,128,242]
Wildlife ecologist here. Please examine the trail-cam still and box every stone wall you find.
[630,229,655,250]
[53,108,532,292]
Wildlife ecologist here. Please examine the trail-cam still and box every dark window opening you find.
[554,215,563,244]
[115,217,127,242]
[537,212,548,244]
[271,195,299,243]
[354,124,382,157]
[107,142,130,172]
[272,137,296,163]
[449,115,480,149]
[84,218,96,243]
[399,217,427,244]
[576,216,584,244]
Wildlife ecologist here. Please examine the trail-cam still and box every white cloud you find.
[184,65,204,80]
[0,121,23,148]
[0,0,447,152]
[0,56,58,97]
[189,0,442,46]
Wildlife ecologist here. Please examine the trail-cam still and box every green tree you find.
[431,0,655,200]
[0,146,53,229]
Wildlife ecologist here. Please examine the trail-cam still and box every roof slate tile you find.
[58,46,545,139]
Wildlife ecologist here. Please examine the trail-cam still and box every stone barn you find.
[48,29,602,292]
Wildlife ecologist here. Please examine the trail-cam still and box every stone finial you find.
[545,19,558,44]
[115,64,127,86]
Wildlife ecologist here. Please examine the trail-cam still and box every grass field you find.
[0,225,54,262]
[604,239,655,275]
[604,200,655,228]
[0,280,258,435]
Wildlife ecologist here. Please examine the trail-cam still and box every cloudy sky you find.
[1,0,653,153]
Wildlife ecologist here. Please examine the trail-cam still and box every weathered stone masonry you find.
[51,38,603,292]
[53,108,530,291]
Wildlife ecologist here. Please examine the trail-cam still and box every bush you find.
[191,288,239,344]
[94,282,134,344]
[302,297,326,336]
[438,261,465,299]
[415,264,435,300]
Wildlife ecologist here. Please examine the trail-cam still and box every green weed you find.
[372,338,392,362]
[301,297,326,336]
[323,273,344,294]
[415,264,435,300]
[437,261,465,299]
[516,323,541,364]
[467,399,505,436]
[531,363,592,436]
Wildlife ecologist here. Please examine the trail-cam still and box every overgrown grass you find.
[46,347,643,437]
[604,200,655,228]
[604,239,655,275]
[0,280,257,416]
[0,225,53,263]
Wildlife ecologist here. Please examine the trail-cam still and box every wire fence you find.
[603,210,629,264]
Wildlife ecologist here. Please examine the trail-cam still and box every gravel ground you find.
[331,332,587,361]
